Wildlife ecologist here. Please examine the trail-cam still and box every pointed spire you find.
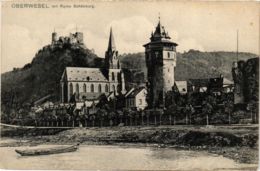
[107,27,116,51]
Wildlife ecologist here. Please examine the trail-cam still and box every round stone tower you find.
[143,19,178,108]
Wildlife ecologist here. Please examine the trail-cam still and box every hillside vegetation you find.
[1,43,103,111]
[1,42,258,112]
[119,50,258,81]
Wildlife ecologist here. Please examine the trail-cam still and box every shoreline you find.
[0,125,258,164]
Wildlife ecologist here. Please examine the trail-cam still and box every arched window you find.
[76,83,79,94]
[69,83,73,96]
[98,84,102,93]
[105,84,109,92]
[168,52,170,58]
[112,72,115,81]
[91,84,94,92]
[83,84,86,93]
[112,85,116,92]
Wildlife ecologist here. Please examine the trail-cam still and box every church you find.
[60,28,126,103]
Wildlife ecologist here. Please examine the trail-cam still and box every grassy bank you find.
[0,125,258,164]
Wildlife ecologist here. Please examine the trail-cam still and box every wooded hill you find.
[1,41,258,112]
[119,50,258,82]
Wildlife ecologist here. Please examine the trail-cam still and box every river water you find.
[0,145,257,170]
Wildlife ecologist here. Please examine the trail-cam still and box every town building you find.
[187,75,232,94]
[60,28,126,103]
[232,58,259,104]
[144,18,178,108]
[125,87,148,111]
[173,81,188,95]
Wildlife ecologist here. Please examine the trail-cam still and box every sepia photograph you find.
[0,0,259,170]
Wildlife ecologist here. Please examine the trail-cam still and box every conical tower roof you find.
[107,27,116,51]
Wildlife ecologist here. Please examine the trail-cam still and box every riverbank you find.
[0,125,258,164]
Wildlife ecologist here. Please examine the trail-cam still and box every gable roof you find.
[128,87,146,98]
[125,88,135,98]
[64,67,108,82]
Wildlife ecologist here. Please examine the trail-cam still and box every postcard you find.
[1,0,259,170]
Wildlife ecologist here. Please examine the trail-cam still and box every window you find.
[76,83,79,94]
[112,72,115,81]
[69,83,73,96]
[83,84,86,93]
[91,84,94,92]
[168,52,171,58]
[98,84,102,93]
[105,84,109,92]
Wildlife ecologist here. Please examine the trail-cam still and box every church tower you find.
[144,18,178,108]
[105,28,120,69]
[105,28,125,94]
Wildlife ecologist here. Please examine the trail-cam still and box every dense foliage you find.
[1,44,102,114]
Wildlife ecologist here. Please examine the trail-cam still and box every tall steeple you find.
[107,27,116,52]
[105,27,120,69]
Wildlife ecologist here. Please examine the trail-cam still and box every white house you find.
[125,87,148,111]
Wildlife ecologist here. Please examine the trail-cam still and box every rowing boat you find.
[15,144,79,156]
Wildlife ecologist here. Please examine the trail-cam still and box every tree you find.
[183,104,195,125]
[134,111,140,126]
[128,109,134,126]
[108,111,116,126]
[117,110,124,124]
[96,109,107,127]
[224,100,234,124]
[50,109,57,127]
[64,113,71,127]
[89,114,96,127]
[145,110,150,125]
[141,111,145,125]
[166,104,177,125]
[202,103,213,125]
[202,95,216,125]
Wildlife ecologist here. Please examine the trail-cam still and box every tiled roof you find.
[65,67,108,82]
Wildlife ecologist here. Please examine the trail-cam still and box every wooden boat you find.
[15,144,79,156]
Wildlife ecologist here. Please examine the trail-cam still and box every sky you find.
[1,1,259,73]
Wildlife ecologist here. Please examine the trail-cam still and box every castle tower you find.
[144,18,178,108]
[52,30,58,44]
[75,32,84,44]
